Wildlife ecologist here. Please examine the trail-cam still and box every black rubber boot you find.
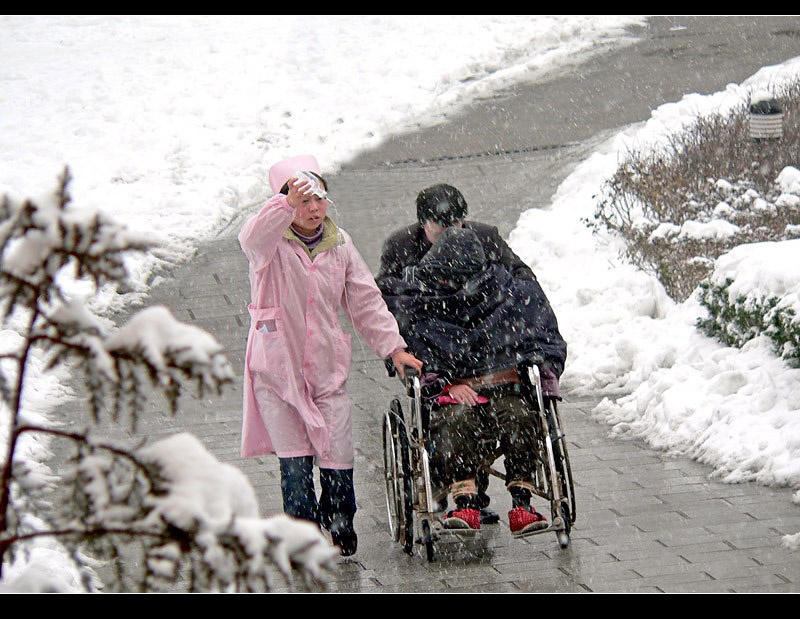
[320,468,357,556]
[279,456,319,524]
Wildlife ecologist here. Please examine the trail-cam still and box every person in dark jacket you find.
[385,228,566,379]
[376,183,537,285]
[377,183,538,525]
[380,227,567,535]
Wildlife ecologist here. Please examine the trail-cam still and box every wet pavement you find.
[77,17,800,591]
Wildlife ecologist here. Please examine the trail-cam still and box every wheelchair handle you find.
[403,366,420,391]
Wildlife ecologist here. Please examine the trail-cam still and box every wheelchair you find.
[382,364,575,562]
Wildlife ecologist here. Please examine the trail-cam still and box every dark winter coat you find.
[380,228,567,380]
[376,220,536,287]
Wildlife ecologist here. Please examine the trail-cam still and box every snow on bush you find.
[698,239,800,366]
[136,433,337,589]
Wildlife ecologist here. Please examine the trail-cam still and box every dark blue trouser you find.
[279,456,356,531]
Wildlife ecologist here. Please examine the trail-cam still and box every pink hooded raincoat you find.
[239,194,406,469]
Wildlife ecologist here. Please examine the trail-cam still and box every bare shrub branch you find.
[590,79,800,301]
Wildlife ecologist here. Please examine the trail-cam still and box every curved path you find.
[85,17,800,592]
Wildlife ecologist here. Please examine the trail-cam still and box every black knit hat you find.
[416,184,468,225]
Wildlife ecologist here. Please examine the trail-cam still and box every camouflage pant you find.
[428,391,538,490]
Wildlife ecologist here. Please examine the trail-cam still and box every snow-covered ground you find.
[3,15,800,587]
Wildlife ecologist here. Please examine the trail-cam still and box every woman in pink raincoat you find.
[239,155,421,556]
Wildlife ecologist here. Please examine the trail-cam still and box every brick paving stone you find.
[696,560,798,583]
[658,574,790,593]
[748,546,800,567]
[732,582,799,593]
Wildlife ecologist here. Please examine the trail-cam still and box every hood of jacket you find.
[415,227,486,291]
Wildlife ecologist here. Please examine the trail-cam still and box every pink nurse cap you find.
[268,155,321,193]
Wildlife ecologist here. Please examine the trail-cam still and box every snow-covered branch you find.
[1,172,335,592]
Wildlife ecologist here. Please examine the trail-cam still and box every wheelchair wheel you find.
[556,504,571,549]
[383,399,414,554]
[545,399,575,548]
[421,519,435,562]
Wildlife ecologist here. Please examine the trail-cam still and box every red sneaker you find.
[509,506,548,535]
[444,508,481,530]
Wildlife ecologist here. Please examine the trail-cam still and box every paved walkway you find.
[77,17,800,591]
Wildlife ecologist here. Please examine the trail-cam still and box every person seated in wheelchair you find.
[381,226,567,535]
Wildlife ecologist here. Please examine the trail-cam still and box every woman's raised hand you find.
[286,176,313,209]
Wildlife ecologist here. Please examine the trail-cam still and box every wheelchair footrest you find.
[512,523,558,539]
[425,516,480,539]
[512,515,566,539]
